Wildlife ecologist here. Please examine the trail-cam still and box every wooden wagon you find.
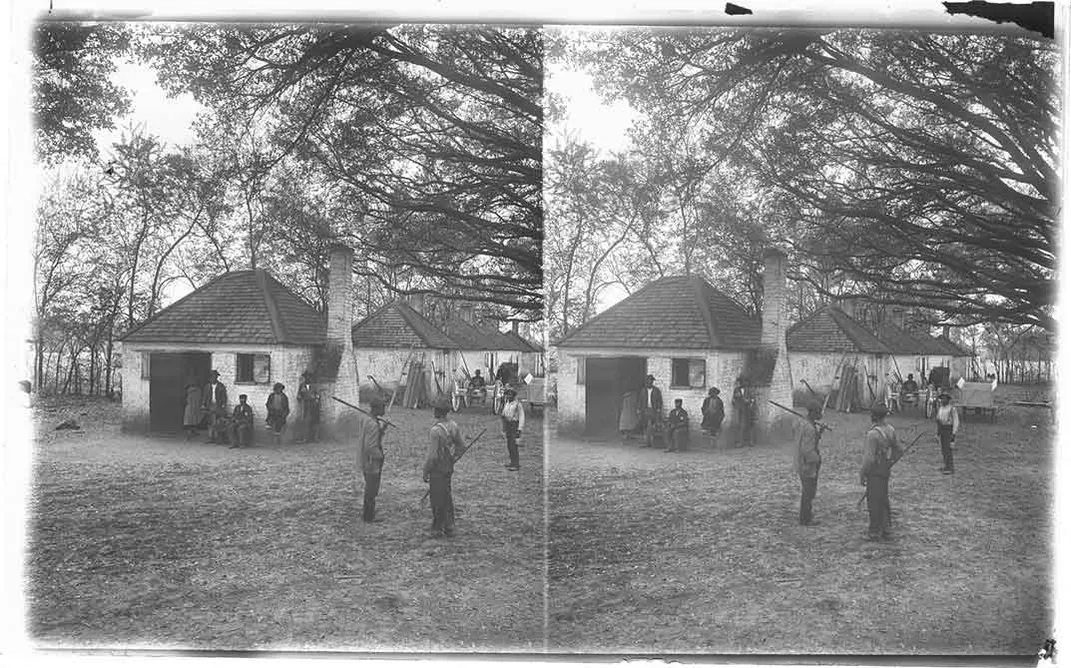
[953,381,997,422]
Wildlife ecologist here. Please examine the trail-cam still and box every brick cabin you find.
[119,270,325,436]
[553,248,794,441]
[119,245,361,439]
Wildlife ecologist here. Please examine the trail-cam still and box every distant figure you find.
[636,374,663,448]
[901,373,920,407]
[860,405,901,541]
[935,391,960,474]
[203,370,229,444]
[182,375,203,440]
[359,397,388,523]
[500,386,526,471]
[296,371,320,443]
[265,383,290,443]
[424,401,465,538]
[795,406,824,526]
[469,370,486,390]
[731,376,756,447]
[665,398,689,453]
[230,394,254,449]
[701,387,725,447]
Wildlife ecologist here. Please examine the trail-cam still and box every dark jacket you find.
[266,392,290,417]
[638,386,663,414]
[232,402,254,425]
[667,407,688,431]
[701,395,725,427]
[203,381,228,411]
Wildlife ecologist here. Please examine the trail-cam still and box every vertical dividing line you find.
[543,395,550,652]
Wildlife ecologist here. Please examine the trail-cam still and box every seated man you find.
[469,369,487,389]
[901,374,920,406]
[665,398,689,453]
[230,394,255,449]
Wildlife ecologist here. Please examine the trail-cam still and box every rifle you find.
[768,399,835,435]
[420,428,487,505]
[857,430,928,510]
[331,395,398,430]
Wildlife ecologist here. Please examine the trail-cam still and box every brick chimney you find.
[511,320,519,335]
[323,244,358,433]
[756,246,793,439]
[458,303,475,324]
[892,307,905,329]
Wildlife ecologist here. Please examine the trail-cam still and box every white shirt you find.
[936,404,959,433]
[501,399,526,432]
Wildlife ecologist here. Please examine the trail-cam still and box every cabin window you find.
[237,353,271,384]
[140,352,151,380]
[671,358,706,388]
[576,357,586,385]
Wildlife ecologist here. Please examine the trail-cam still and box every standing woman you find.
[182,374,203,440]
[935,390,960,474]
[265,382,290,444]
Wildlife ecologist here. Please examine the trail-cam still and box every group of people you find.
[794,389,961,541]
[627,374,757,451]
[355,390,526,536]
[181,370,322,446]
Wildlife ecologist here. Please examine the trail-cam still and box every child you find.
[665,398,689,453]
[230,394,255,449]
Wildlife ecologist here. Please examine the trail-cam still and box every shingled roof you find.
[351,302,457,349]
[872,321,952,355]
[787,306,890,354]
[120,270,326,345]
[504,329,544,353]
[554,275,761,350]
[933,335,975,357]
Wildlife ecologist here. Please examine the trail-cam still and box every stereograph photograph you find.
[5,0,1061,662]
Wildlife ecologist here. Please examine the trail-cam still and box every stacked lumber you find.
[835,364,860,412]
[403,361,429,408]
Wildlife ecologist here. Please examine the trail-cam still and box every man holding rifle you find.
[424,400,467,538]
[860,404,902,542]
[358,397,388,523]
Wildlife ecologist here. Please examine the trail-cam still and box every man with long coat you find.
[202,370,229,444]
[636,374,663,448]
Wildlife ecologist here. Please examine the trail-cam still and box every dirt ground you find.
[24,397,545,651]
[547,385,1053,655]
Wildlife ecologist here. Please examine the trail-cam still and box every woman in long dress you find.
[183,377,203,439]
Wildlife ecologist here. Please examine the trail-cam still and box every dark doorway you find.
[585,356,647,436]
[149,352,212,433]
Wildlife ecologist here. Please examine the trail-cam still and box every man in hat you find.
[860,404,902,541]
[901,373,920,407]
[731,375,756,447]
[935,390,960,474]
[358,397,388,523]
[500,386,525,471]
[202,370,229,444]
[636,374,663,448]
[296,371,320,443]
[230,394,255,449]
[423,401,466,537]
[265,382,290,443]
[701,387,725,447]
[795,406,824,526]
[665,398,689,453]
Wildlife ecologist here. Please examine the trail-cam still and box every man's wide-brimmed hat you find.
[210,369,220,378]
[273,382,284,391]
[369,397,386,409]
[433,399,452,414]
[870,404,888,419]
[505,387,517,396]
[939,391,953,400]
[710,387,720,395]
[645,374,655,382]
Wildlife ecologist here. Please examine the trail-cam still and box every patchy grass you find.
[547,385,1052,655]
[26,397,544,651]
